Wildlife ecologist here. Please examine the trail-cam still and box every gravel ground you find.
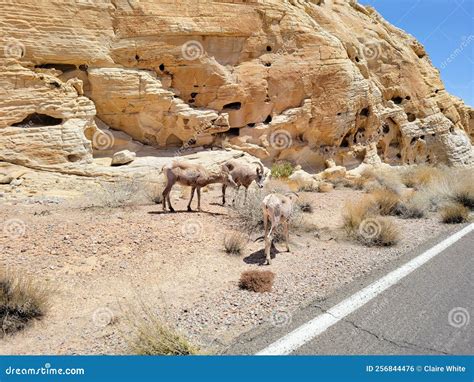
[0,181,455,355]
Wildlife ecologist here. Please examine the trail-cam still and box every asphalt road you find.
[228,225,473,355]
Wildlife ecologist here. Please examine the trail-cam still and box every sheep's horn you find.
[252,161,264,173]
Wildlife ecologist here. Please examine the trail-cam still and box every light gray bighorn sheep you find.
[162,161,237,212]
[221,159,266,205]
[262,192,299,265]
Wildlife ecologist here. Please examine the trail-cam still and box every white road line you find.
[257,223,474,355]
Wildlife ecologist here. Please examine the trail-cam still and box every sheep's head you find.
[220,164,238,188]
[254,161,266,188]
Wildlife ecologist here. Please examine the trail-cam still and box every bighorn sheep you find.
[162,161,237,212]
[221,159,266,205]
[262,192,298,265]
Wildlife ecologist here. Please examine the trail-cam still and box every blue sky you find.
[359,0,474,106]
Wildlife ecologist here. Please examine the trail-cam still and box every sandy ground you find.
[0,172,456,355]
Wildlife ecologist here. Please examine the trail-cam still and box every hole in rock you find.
[340,138,349,148]
[247,123,256,127]
[135,54,140,60]
[159,63,165,71]
[391,96,403,104]
[266,46,272,52]
[449,127,454,133]
[435,89,439,94]
[405,96,411,100]
[355,56,360,62]
[264,62,272,67]
[49,81,61,88]
[382,124,390,134]
[360,107,370,117]
[396,153,402,159]
[228,128,240,136]
[188,99,195,104]
[12,113,63,128]
[420,135,425,140]
[406,113,416,122]
[79,64,88,71]
[264,115,273,124]
[190,92,198,98]
[67,154,81,162]
[223,102,242,111]
[410,137,417,144]
[35,63,76,73]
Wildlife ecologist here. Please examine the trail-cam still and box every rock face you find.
[0,0,473,173]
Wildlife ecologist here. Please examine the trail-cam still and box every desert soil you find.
[0,172,457,355]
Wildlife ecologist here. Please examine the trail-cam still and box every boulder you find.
[111,150,136,166]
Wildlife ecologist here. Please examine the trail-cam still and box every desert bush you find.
[127,306,198,355]
[450,175,474,210]
[369,189,401,216]
[440,203,470,224]
[394,199,425,219]
[343,198,399,246]
[239,270,275,293]
[0,270,50,337]
[224,232,248,255]
[401,165,443,189]
[356,217,400,246]
[271,162,294,178]
[231,189,266,232]
[342,197,378,233]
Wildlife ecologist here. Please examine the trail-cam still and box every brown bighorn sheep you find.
[221,159,266,205]
[262,192,298,265]
[162,161,237,212]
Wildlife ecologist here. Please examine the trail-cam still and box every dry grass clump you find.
[0,270,50,337]
[127,307,198,355]
[271,162,294,178]
[231,189,265,232]
[401,165,443,189]
[224,232,248,255]
[239,270,275,293]
[343,198,399,246]
[358,217,400,246]
[440,203,470,224]
[369,189,401,216]
[318,182,334,193]
[450,175,474,210]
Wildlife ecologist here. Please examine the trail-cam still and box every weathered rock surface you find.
[111,150,136,166]
[0,0,472,174]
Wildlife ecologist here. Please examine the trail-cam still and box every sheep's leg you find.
[283,219,290,252]
[187,187,196,212]
[162,184,173,212]
[263,210,272,265]
[196,187,202,211]
[167,192,174,213]
[222,184,227,205]
[244,187,248,204]
[232,186,240,205]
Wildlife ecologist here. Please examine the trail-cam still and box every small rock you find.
[111,150,136,166]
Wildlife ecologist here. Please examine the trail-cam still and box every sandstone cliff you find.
[1,0,473,173]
